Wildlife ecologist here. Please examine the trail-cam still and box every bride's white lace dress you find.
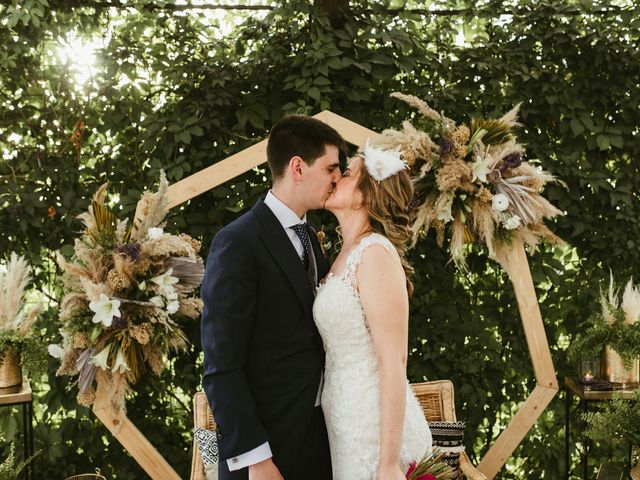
[313,233,432,479]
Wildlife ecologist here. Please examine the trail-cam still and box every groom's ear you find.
[289,155,305,183]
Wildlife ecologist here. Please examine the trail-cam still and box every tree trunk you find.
[315,0,349,27]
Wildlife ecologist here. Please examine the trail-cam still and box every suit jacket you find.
[201,198,331,479]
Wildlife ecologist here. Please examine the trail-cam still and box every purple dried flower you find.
[408,196,421,210]
[115,242,141,261]
[438,137,454,159]
[500,152,523,172]
[126,242,141,260]
[111,316,127,330]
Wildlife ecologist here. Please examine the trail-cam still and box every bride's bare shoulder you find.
[357,240,404,283]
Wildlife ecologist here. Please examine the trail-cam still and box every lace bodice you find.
[313,233,432,479]
[316,233,392,348]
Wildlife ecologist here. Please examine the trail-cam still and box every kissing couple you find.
[201,114,432,480]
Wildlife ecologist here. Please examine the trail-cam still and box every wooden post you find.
[93,380,181,480]
[477,239,559,478]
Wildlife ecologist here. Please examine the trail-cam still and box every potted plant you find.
[568,275,640,385]
[583,390,640,479]
[0,253,44,389]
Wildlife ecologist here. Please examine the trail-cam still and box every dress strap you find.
[342,233,395,287]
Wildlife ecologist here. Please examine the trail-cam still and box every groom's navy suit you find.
[201,198,332,480]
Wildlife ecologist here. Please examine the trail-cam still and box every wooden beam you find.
[164,110,377,210]
[502,239,558,389]
[321,110,377,146]
[93,381,181,480]
[477,385,558,478]
[475,238,559,478]
[166,140,268,210]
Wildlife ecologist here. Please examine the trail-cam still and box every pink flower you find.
[405,461,417,477]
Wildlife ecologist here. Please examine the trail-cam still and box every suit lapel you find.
[251,200,315,316]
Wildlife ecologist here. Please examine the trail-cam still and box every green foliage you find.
[0,443,38,480]
[0,0,638,478]
[0,330,47,380]
[584,390,640,446]
[0,443,22,480]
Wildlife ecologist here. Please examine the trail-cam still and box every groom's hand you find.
[248,458,284,480]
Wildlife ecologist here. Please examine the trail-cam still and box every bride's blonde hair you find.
[355,157,416,297]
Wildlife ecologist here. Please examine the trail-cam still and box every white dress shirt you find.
[264,191,318,281]
[226,191,322,471]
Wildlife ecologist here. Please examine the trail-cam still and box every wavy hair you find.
[355,158,416,297]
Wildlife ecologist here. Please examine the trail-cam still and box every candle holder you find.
[579,358,600,384]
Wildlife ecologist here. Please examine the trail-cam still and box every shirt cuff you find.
[227,442,272,471]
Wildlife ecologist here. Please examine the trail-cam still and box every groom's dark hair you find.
[266,114,347,182]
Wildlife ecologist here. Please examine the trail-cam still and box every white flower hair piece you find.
[362,140,408,181]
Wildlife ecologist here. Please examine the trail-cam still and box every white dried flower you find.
[621,278,640,325]
[48,344,65,359]
[167,300,180,315]
[435,193,455,223]
[503,215,522,230]
[89,344,112,371]
[111,348,131,374]
[147,227,164,240]
[471,155,492,183]
[492,193,509,212]
[149,296,164,307]
[150,269,179,296]
[89,294,121,327]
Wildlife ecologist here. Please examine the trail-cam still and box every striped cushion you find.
[430,421,465,474]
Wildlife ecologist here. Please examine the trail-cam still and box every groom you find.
[201,115,346,480]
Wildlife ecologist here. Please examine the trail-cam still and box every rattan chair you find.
[192,392,216,480]
[192,381,486,480]
[410,381,486,480]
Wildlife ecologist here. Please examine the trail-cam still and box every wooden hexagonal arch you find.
[93,111,558,479]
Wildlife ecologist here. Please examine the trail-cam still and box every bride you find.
[314,142,432,480]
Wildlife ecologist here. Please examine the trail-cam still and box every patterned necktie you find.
[292,223,316,288]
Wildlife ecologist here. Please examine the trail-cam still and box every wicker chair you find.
[192,392,216,480]
[410,381,486,480]
[191,381,486,480]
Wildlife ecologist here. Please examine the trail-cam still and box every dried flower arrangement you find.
[51,173,204,411]
[369,93,564,268]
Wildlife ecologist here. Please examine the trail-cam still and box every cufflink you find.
[231,457,238,464]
